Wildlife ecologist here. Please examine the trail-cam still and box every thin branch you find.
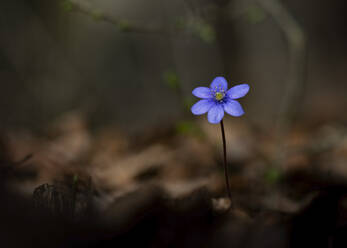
[255,0,307,167]
[256,0,307,131]
[256,0,307,129]
[64,0,164,34]
[13,153,33,166]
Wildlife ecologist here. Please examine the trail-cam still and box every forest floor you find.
[1,111,347,248]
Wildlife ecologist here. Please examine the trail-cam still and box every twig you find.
[64,0,164,33]
[256,0,307,167]
[13,153,33,166]
[258,0,306,127]
[0,154,33,177]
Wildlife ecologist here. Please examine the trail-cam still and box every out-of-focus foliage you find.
[163,70,181,92]
[117,20,131,32]
[175,120,204,138]
[264,167,281,184]
[61,0,73,12]
[245,4,266,24]
[176,17,216,44]
[183,96,195,112]
[163,70,198,113]
[91,10,103,21]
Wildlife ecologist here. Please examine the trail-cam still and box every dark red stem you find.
[220,120,232,207]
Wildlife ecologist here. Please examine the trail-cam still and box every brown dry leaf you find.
[3,112,91,192]
[90,144,174,192]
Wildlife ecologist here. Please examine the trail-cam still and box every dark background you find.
[0,0,347,247]
[0,0,346,131]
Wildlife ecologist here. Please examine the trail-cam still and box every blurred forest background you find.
[1,0,346,130]
[0,0,347,247]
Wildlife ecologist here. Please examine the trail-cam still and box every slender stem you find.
[220,120,232,206]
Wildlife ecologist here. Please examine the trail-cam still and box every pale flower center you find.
[215,92,225,101]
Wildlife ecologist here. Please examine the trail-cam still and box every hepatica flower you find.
[191,76,250,124]
[191,76,249,209]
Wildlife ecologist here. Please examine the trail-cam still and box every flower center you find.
[215,92,225,101]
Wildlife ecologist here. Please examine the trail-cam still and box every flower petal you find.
[192,87,212,99]
[191,99,214,115]
[210,77,228,91]
[223,99,244,117]
[226,84,250,99]
[207,104,224,124]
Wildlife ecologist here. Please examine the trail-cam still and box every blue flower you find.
[191,76,250,124]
